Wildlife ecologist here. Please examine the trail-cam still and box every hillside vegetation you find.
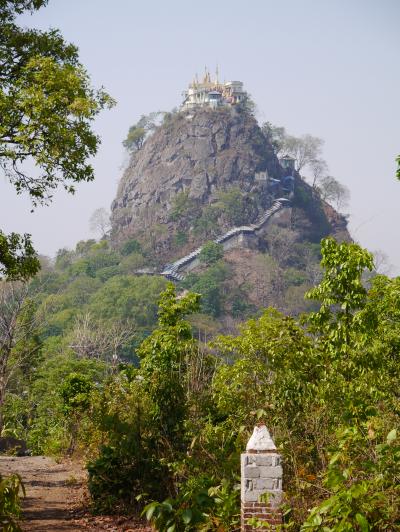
[1,238,399,531]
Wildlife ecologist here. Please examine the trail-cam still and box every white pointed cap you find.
[246,425,276,451]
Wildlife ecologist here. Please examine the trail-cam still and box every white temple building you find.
[182,68,247,109]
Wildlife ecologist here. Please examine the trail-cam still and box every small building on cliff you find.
[182,69,247,109]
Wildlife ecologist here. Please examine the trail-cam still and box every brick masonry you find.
[241,426,283,531]
[241,501,283,531]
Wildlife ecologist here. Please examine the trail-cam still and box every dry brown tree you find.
[68,312,135,368]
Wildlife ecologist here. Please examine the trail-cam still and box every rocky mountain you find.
[110,104,350,319]
[111,107,281,241]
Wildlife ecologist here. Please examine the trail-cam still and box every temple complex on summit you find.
[182,68,247,109]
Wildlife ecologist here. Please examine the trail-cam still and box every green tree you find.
[0,232,38,281]
[236,94,256,116]
[123,125,146,152]
[261,122,287,155]
[183,261,229,317]
[212,308,314,428]
[302,426,399,531]
[0,0,114,279]
[0,282,42,435]
[396,154,400,179]
[60,372,92,454]
[305,237,374,358]
[215,187,256,226]
[88,275,165,322]
[198,241,224,265]
[138,283,200,440]
[193,204,221,238]
[123,112,165,153]
[26,348,106,454]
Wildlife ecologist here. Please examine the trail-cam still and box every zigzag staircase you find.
[161,198,290,282]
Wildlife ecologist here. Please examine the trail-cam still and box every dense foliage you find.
[89,238,398,530]
[4,239,400,531]
[0,472,24,532]
[0,235,399,530]
[0,232,39,281]
[0,238,167,454]
[0,0,114,279]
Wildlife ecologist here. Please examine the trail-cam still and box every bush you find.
[121,239,142,256]
[169,191,196,222]
[143,478,240,532]
[0,473,25,532]
[174,231,188,247]
[199,242,224,265]
[302,426,400,531]
[88,444,169,514]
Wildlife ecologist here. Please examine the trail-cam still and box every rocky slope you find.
[110,105,350,317]
[111,107,283,245]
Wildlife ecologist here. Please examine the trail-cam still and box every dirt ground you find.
[0,455,152,531]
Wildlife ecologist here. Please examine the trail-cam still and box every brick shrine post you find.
[241,425,283,531]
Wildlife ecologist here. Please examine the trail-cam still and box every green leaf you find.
[387,429,397,444]
[182,508,193,524]
[355,513,369,532]
[316,498,334,514]
[256,408,267,420]
[161,501,173,512]
[143,502,158,520]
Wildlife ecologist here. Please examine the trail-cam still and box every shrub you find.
[301,426,400,531]
[174,231,188,247]
[88,443,169,514]
[169,191,196,222]
[0,473,25,532]
[121,239,142,256]
[143,478,240,532]
[199,242,224,265]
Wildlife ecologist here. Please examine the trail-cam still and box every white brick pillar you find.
[241,425,283,531]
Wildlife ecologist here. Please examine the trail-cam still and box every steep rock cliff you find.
[111,107,282,241]
[111,106,350,272]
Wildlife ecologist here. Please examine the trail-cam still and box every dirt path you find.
[0,455,151,531]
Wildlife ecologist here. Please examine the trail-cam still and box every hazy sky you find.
[1,0,399,272]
